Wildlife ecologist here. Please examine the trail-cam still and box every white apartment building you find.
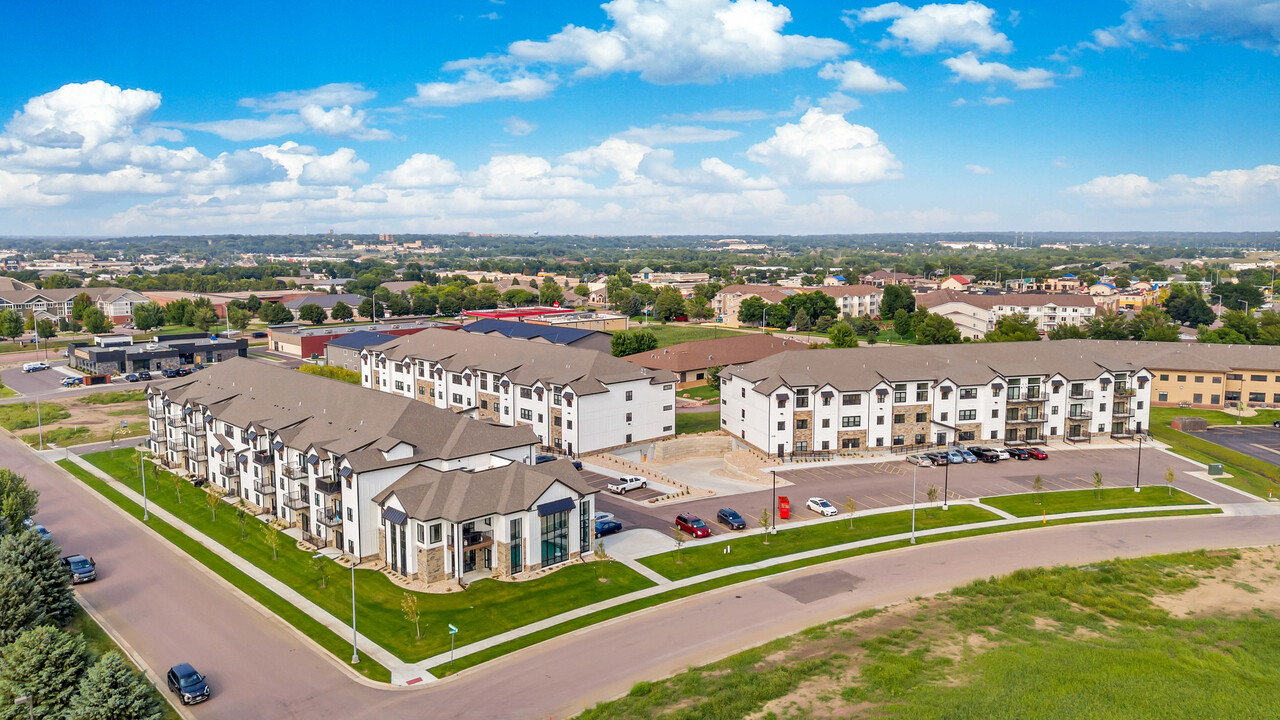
[146,358,597,582]
[917,289,1099,340]
[362,330,677,455]
[720,341,1154,457]
[713,284,883,325]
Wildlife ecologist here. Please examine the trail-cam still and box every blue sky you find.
[0,0,1277,236]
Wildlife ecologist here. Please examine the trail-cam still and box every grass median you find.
[431,507,1220,678]
[640,504,999,581]
[982,486,1208,517]
[675,411,720,435]
[1150,424,1280,499]
[57,459,393,683]
[82,448,654,663]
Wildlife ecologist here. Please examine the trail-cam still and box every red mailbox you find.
[778,496,790,520]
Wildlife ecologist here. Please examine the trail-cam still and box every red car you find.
[675,513,711,538]
[1028,448,1048,460]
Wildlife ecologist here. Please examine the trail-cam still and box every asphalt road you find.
[14,430,1280,719]
[1199,426,1280,466]
[598,446,1249,538]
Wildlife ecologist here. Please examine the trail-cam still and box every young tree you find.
[0,308,24,340]
[330,301,353,322]
[0,626,90,717]
[259,302,294,325]
[264,522,280,561]
[539,281,565,306]
[687,296,713,321]
[926,485,939,517]
[34,319,56,340]
[0,469,39,535]
[297,303,327,325]
[71,292,94,322]
[69,651,166,720]
[1092,470,1104,500]
[760,509,771,544]
[205,486,223,521]
[0,529,75,626]
[1165,467,1175,497]
[892,308,911,338]
[594,539,611,582]
[401,592,421,639]
[705,365,723,386]
[172,474,183,504]
[311,555,330,589]
[844,497,857,529]
[236,501,250,540]
[672,527,685,564]
[1032,475,1045,505]
[828,321,858,348]
[792,307,811,331]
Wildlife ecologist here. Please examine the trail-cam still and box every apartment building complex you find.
[146,359,597,582]
[713,284,883,326]
[362,330,677,455]
[0,287,148,324]
[917,289,1099,339]
[1131,342,1280,409]
[720,341,1156,457]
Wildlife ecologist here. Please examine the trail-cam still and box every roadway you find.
[1199,425,1280,466]
[11,430,1280,719]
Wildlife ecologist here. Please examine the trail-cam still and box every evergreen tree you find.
[827,321,858,348]
[0,626,90,719]
[0,531,75,626]
[0,569,41,646]
[880,284,915,319]
[69,652,165,720]
[0,469,38,536]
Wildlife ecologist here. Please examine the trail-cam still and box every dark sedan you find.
[1007,447,1032,460]
[594,519,623,537]
[717,508,746,530]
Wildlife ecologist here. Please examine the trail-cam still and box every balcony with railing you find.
[1006,413,1047,424]
[219,464,239,477]
[281,463,306,479]
[314,477,340,495]
[185,419,206,435]
[1112,405,1135,418]
[1068,388,1094,400]
[284,489,309,510]
[462,529,494,549]
[165,418,180,428]
[148,405,166,419]
[1067,408,1093,421]
[1064,431,1092,444]
[253,477,276,495]
[1113,385,1137,397]
[316,509,343,528]
[252,450,274,466]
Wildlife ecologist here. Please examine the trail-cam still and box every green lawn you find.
[434,507,1219,677]
[675,410,720,435]
[23,422,149,448]
[983,487,1207,517]
[82,448,653,663]
[0,400,69,431]
[640,505,999,581]
[0,383,16,398]
[1144,407,1280,499]
[66,605,183,720]
[57,459,392,683]
[578,550,1272,720]
[1149,405,1280,427]
[79,389,147,405]
[676,384,720,401]
[0,337,76,354]
[628,323,747,348]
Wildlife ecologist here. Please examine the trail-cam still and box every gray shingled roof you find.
[372,458,593,523]
[150,357,537,469]
[368,329,676,396]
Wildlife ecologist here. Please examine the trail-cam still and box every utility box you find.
[1207,463,1224,476]
[778,496,790,520]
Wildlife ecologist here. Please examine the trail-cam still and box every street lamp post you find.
[139,450,149,521]
[13,695,33,720]
[910,464,917,544]
[315,551,359,663]
[1239,299,1250,315]
[1134,434,1144,492]
[942,456,949,510]
[34,393,44,451]
[770,469,777,535]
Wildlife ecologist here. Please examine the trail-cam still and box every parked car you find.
[570,459,583,470]
[533,454,557,465]
[60,377,82,387]
[22,361,49,373]
[1028,448,1049,460]
[31,524,51,542]
[161,369,178,378]
[251,331,269,338]
[61,349,70,357]
[807,497,838,516]
[61,554,96,584]
[175,368,191,377]
[991,448,1011,460]
[594,519,623,537]
[166,664,211,706]
[717,508,746,530]
[924,452,949,466]
[675,513,711,538]
[974,448,1001,463]
[905,454,933,467]
[958,449,978,463]
[1007,447,1032,460]
[137,371,152,381]
[607,476,648,494]
[192,363,205,371]
[593,511,615,524]
[125,373,139,382]
[946,450,965,464]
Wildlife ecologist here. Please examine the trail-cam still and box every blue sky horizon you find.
[1,0,1277,236]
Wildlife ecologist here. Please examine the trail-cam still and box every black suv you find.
[166,664,211,705]
[717,508,746,530]
[61,554,96,584]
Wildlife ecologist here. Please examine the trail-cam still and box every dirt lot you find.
[18,391,149,447]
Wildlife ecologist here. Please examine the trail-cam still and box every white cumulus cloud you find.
[378,154,462,188]
[5,80,161,150]
[298,104,392,141]
[817,60,907,93]
[502,116,538,136]
[1068,165,1280,208]
[410,69,557,106]
[943,52,1058,89]
[853,2,1013,54]
[238,83,377,111]
[1092,0,1280,53]
[746,108,901,184]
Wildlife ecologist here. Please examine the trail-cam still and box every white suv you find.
[807,497,838,516]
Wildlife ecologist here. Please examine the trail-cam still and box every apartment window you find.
[520,388,533,399]
[841,438,860,449]
[510,519,522,575]
[504,406,510,415]
[916,389,929,402]
[1176,375,1186,382]
[1157,391,1168,402]
[958,409,977,421]
[892,435,905,446]
[1195,376,1204,383]
[915,412,927,423]
[520,409,533,421]
[580,500,591,556]
[1228,374,1243,381]
[417,524,424,543]
[991,409,999,419]
[452,373,462,384]
[876,416,885,426]
[990,430,998,440]
[878,393,886,404]
[625,434,632,443]
[821,418,830,428]
[1159,374,1169,381]
[1213,377,1222,384]
[960,388,977,400]
[418,386,426,396]
[1051,406,1059,415]
[1006,386,1021,401]
[625,390,634,401]
[1250,392,1266,402]
[777,421,786,431]
[795,389,810,409]
[1193,393,1204,404]
[1211,394,1220,405]
[795,441,808,452]
[822,395,832,407]
[742,388,747,398]
[553,416,561,427]
[940,412,949,422]
[958,431,975,442]
[1008,408,1019,421]
[537,413,544,423]
[876,437,884,447]
[893,413,906,424]
[625,412,633,423]
[992,387,1000,398]
[479,375,488,391]
[1052,384,1061,395]
[430,524,442,544]
[913,433,926,444]
[796,419,808,430]
[553,391,561,405]
[842,393,858,405]
[346,507,353,521]
[894,390,907,403]
[1252,375,1267,382]
[842,416,861,428]
[480,399,488,410]
[451,393,462,405]
[567,420,573,430]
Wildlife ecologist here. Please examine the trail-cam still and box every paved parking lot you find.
[579,469,666,503]
[594,446,1251,539]
[1198,426,1280,466]
[1,360,76,395]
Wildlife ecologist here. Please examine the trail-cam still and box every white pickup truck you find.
[607,475,648,494]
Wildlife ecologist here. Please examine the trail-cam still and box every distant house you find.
[1088,283,1118,296]
[283,293,366,318]
[859,269,926,287]
[939,275,973,291]
[325,330,397,372]
[624,334,799,387]
[461,318,613,353]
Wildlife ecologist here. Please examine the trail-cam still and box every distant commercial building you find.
[69,333,247,374]
[282,293,366,319]
[916,289,1099,339]
[0,287,148,325]
[712,284,882,326]
[324,331,397,372]
[461,318,613,353]
[522,311,628,333]
[625,334,799,387]
[266,317,456,359]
